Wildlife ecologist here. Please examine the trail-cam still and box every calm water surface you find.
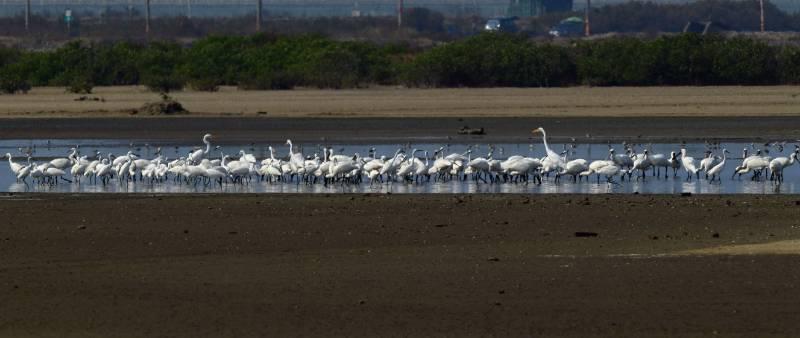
[2,139,798,194]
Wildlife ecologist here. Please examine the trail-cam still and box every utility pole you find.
[584,0,591,36]
[759,0,765,32]
[100,0,106,24]
[187,0,192,18]
[145,0,151,36]
[397,0,403,27]
[65,9,72,35]
[25,0,30,31]
[256,0,262,31]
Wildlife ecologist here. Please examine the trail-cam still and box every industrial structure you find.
[507,0,572,17]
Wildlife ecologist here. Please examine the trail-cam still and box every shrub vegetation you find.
[0,33,795,93]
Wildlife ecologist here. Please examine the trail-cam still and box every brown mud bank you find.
[2,193,800,337]
[2,116,800,144]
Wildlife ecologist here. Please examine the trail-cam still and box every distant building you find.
[507,0,573,17]
[549,16,583,37]
[484,17,519,32]
[682,21,727,34]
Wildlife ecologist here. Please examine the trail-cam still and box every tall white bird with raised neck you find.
[189,134,213,164]
[531,127,564,169]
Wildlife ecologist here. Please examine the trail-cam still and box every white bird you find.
[558,158,588,183]
[95,158,114,184]
[379,149,405,180]
[444,148,470,162]
[261,146,281,167]
[503,157,542,183]
[413,151,430,182]
[732,148,758,179]
[286,139,306,179]
[204,167,228,185]
[699,151,717,179]
[706,149,730,182]
[581,159,615,183]
[189,133,213,164]
[680,147,701,181]
[5,153,24,176]
[668,151,681,177]
[50,148,77,170]
[734,150,770,181]
[631,150,651,180]
[396,149,419,180]
[648,151,670,178]
[327,157,358,180]
[362,155,386,173]
[595,163,625,185]
[609,147,634,169]
[532,127,564,170]
[70,157,89,182]
[769,151,798,182]
[239,150,257,164]
[429,148,453,179]
[44,165,70,184]
[466,149,493,182]
[112,151,134,167]
[16,164,32,182]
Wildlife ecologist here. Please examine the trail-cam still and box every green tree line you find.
[2,32,800,93]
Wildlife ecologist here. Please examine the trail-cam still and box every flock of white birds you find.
[4,127,800,187]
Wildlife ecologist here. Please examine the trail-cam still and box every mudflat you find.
[1,116,800,144]
[2,86,800,118]
[3,86,800,143]
[2,193,800,337]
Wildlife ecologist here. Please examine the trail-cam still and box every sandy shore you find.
[2,193,800,337]
[2,86,800,118]
[2,86,800,143]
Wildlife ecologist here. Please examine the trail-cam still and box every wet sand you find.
[3,86,800,118]
[2,193,800,337]
[3,86,800,144]
[2,116,800,144]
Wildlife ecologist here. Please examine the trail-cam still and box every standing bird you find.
[680,147,700,181]
[706,149,730,183]
[734,150,769,181]
[532,127,565,171]
[286,139,306,180]
[50,148,77,170]
[647,151,670,178]
[595,163,625,186]
[16,163,32,183]
[189,134,213,164]
[769,151,798,183]
[699,151,717,179]
[5,153,24,177]
[631,149,651,180]
[609,147,634,170]
[668,151,681,177]
[582,158,614,183]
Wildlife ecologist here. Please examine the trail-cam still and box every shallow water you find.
[2,139,798,194]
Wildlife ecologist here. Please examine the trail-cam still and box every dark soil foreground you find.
[2,116,800,144]
[1,193,800,337]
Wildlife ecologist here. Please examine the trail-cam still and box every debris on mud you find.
[575,231,599,237]
[134,93,188,115]
[73,96,105,102]
[458,126,485,135]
